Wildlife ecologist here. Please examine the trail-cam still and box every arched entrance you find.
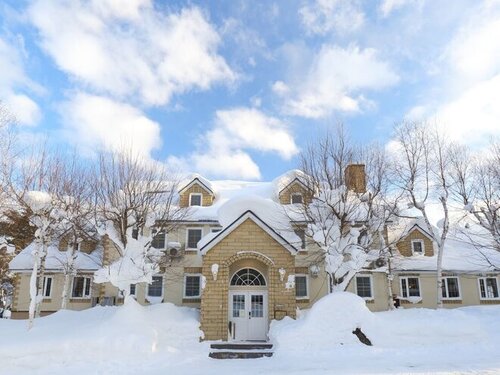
[228,267,268,341]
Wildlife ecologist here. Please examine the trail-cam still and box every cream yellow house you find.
[9,168,500,342]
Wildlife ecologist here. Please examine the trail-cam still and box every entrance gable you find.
[199,210,298,256]
[200,215,297,341]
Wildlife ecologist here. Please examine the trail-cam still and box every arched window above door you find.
[230,268,266,286]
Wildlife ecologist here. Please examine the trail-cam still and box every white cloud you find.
[61,93,161,157]
[28,0,236,106]
[445,10,500,82]
[169,108,299,180]
[379,0,415,18]
[435,75,500,146]
[299,0,364,35]
[0,37,41,126]
[410,2,500,148]
[279,45,399,119]
[3,94,41,126]
[272,81,290,96]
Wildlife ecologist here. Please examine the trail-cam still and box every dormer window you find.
[189,193,202,206]
[411,239,424,255]
[291,193,303,204]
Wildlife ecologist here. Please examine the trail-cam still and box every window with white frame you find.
[291,193,303,204]
[411,240,424,255]
[442,277,461,299]
[72,276,91,298]
[355,275,373,299]
[148,276,163,297]
[186,228,203,249]
[43,276,53,298]
[400,277,421,298]
[478,277,499,299]
[189,193,202,207]
[295,275,308,299]
[184,274,201,298]
[151,231,166,249]
[129,284,136,297]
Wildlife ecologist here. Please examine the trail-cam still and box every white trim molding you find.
[295,274,309,299]
[189,192,203,207]
[411,239,425,255]
[185,227,203,250]
[478,277,500,300]
[355,274,374,300]
[183,273,202,299]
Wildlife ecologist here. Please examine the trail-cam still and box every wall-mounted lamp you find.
[279,268,286,282]
[211,264,219,281]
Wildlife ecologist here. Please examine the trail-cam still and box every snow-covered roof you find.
[178,174,215,195]
[273,169,312,197]
[9,242,103,271]
[387,216,436,244]
[387,206,500,273]
[198,210,299,255]
[391,238,500,273]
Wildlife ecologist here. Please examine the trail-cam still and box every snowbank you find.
[0,299,206,368]
[271,292,490,359]
[270,292,376,350]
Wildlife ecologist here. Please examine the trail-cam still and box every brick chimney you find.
[345,164,366,193]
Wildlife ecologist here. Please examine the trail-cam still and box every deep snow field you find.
[1,293,499,375]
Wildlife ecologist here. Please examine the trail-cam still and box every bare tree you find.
[391,121,454,308]
[295,126,400,300]
[3,146,67,327]
[451,142,500,254]
[92,150,187,300]
[52,156,98,309]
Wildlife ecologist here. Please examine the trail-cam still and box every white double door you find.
[229,290,268,341]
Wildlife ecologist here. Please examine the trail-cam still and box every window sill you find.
[443,299,462,304]
[296,298,309,303]
[480,299,500,304]
[70,298,91,302]
[183,298,201,303]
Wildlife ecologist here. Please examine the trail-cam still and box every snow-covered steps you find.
[209,343,274,359]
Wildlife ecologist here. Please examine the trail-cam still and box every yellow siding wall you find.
[200,218,296,341]
[396,228,434,257]
[279,182,312,205]
[179,183,214,207]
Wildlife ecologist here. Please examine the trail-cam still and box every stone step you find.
[209,351,273,359]
[210,343,273,350]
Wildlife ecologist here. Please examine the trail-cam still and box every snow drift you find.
[0,299,206,366]
[270,292,376,350]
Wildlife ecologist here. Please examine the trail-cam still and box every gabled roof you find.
[404,223,435,241]
[178,176,214,195]
[277,177,312,196]
[198,210,298,255]
[273,170,313,197]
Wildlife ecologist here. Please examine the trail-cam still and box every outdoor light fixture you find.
[309,265,320,278]
[211,264,219,281]
[279,267,286,282]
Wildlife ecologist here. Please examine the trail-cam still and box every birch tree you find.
[53,157,97,309]
[93,151,187,301]
[4,148,65,327]
[451,142,500,253]
[391,121,454,308]
[296,127,399,296]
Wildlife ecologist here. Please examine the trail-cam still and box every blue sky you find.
[1,0,499,180]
